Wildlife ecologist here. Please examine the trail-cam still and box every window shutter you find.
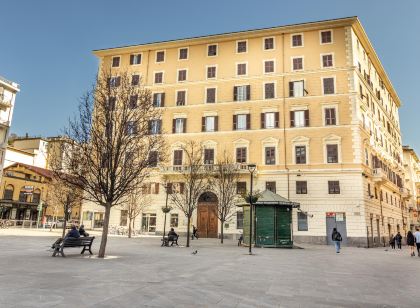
[202,117,206,132]
[167,183,173,194]
[155,183,159,194]
[148,120,152,134]
[289,82,294,97]
[179,183,185,194]
[331,108,336,125]
[130,55,134,65]
[215,116,219,131]
[158,120,162,134]
[246,114,251,130]
[261,113,265,129]
[183,119,187,133]
[233,86,238,101]
[290,111,295,127]
[233,115,237,130]
[161,93,165,107]
[304,110,310,127]
[172,119,176,133]
[246,85,251,100]
[275,112,280,128]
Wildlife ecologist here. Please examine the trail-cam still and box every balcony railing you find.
[160,163,254,174]
[372,168,387,182]
[399,187,411,199]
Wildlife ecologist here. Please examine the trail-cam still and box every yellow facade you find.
[90,17,407,246]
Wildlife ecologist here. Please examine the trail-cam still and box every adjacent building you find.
[88,17,408,246]
[0,75,19,182]
[403,146,420,230]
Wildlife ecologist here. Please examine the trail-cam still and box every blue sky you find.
[1,0,419,151]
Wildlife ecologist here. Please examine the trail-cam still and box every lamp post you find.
[247,164,256,255]
[161,183,171,241]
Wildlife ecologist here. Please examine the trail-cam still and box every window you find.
[148,151,158,167]
[236,212,244,229]
[112,56,120,67]
[173,118,186,133]
[126,121,137,135]
[208,44,217,56]
[149,120,162,135]
[178,69,187,82]
[292,57,303,71]
[130,54,141,65]
[32,190,41,204]
[131,74,140,86]
[289,81,305,97]
[290,110,309,128]
[324,108,336,125]
[320,30,332,44]
[120,210,128,226]
[264,37,274,50]
[173,150,183,165]
[207,66,216,79]
[233,85,251,101]
[326,144,338,163]
[261,112,279,129]
[154,72,163,84]
[323,77,335,94]
[265,147,276,165]
[153,93,165,107]
[328,181,340,194]
[128,95,137,109]
[3,185,13,200]
[237,63,247,76]
[237,41,247,53]
[176,90,186,106]
[236,182,246,194]
[264,83,275,99]
[206,88,216,103]
[204,148,214,164]
[265,181,276,193]
[170,214,179,227]
[322,54,333,68]
[292,34,303,47]
[264,60,275,73]
[202,116,217,132]
[236,147,247,163]
[297,212,308,231]
[179,48,188,60]
[109,76,121,87]
[296,181,307,194]
[234,114,249,130]
[156,51,165,62]
[295,146,306,164]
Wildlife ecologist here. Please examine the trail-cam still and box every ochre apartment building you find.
[86,17,408,247]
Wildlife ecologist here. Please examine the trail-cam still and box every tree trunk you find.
[186,216,191,247]
[220,220,224,244]
[62,219,67,238]
[132,219,135,235]
[98,203,111,258]
[128,217,132,238]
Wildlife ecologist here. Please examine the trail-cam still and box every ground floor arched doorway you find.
[197,192,218,238]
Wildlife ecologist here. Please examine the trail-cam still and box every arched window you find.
[32,189,41,204]
[19,187,29,203]
[3,184,14,200]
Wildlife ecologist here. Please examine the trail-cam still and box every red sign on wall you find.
[326,212,336,217]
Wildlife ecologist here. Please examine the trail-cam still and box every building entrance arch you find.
[197,192,218,238]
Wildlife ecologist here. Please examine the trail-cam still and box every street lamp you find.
[161,182,171,241]
[247,163,256,255]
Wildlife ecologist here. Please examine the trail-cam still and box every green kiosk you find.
[241,190,300,248]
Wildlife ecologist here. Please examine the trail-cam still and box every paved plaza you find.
[0,230,419,307]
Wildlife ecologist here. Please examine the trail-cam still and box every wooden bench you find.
[161,235,179,247]
[52,236,95,257]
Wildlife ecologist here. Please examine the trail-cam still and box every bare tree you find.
[168,141,210,247]
[118,186,151,238]
[48,177,83,237]
[209,151,241,243]
[52,70,165,257]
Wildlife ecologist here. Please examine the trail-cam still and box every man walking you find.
[414,228,420,257]
[395,232,402,249]
[332,228,342,253]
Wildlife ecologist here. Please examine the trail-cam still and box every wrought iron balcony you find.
[159,163,254,174]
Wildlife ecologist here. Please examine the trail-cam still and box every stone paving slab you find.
[0,233,419,307]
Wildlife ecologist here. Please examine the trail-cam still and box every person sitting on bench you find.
[79,225,89,237]
[167,228,178,246]
[51,225,80,249]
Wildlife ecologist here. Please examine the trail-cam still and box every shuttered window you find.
[265,147,276,165]
[173,150,183,166]
[236,147,247,163]
[323,77,335,94]
[326,144,338,163]
[324,108,336,125]
[328,181,340,194]
[233,85,251,101]
[295,146,306,164]
[264,83,275,99]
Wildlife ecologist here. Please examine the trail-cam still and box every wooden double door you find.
[197,203,218,238]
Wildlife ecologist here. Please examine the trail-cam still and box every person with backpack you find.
[407,230,415,257]
[389,234,395,249]
[332,228,342,253]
